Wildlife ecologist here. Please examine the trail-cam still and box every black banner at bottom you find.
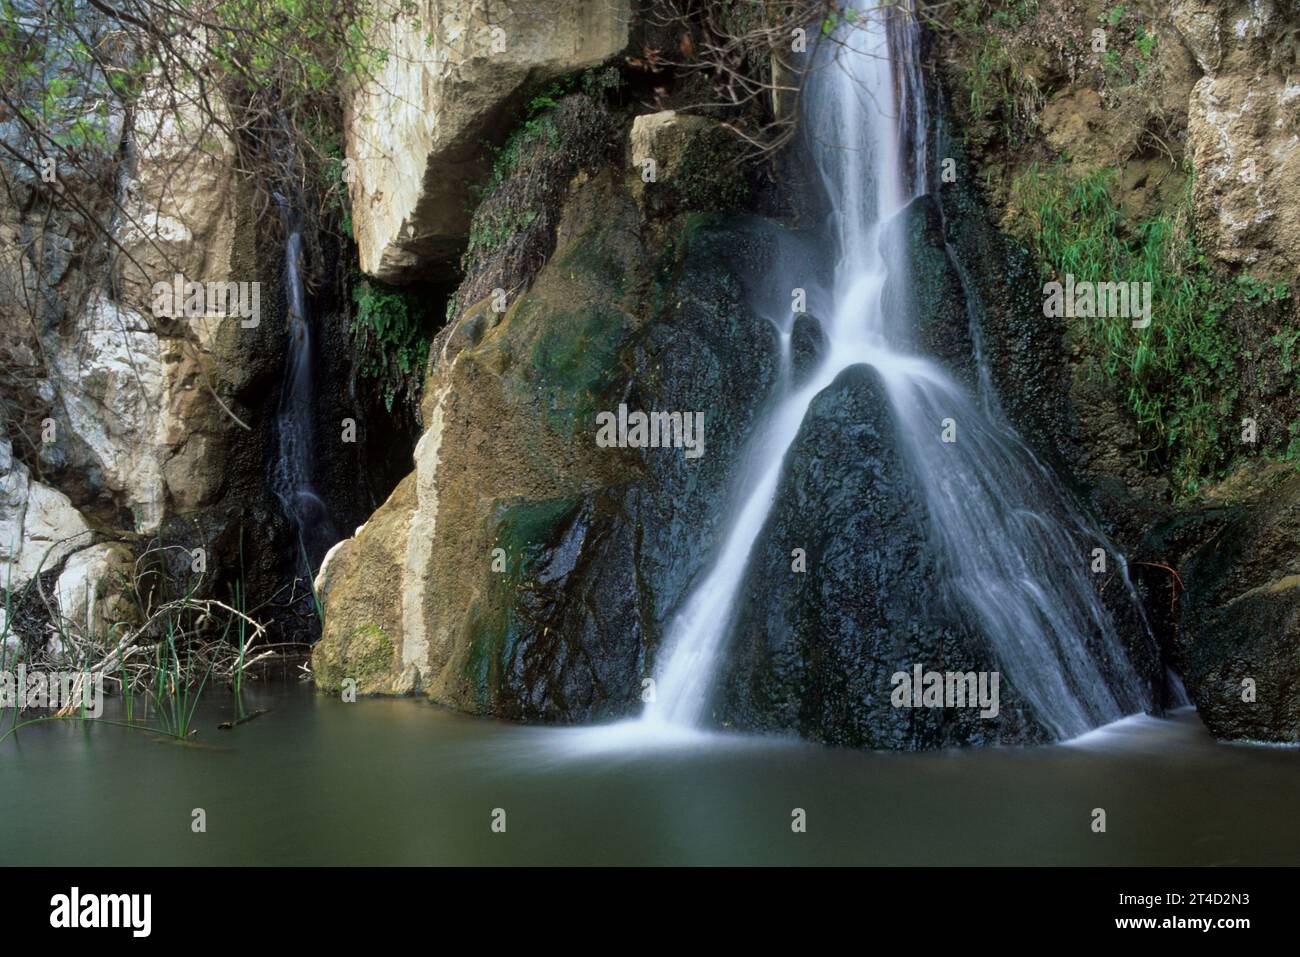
[2,866,1286,942]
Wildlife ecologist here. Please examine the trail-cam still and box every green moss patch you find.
[520,301,629,437]
[316,622,396,692]
[493,496,582,581]
[463,496,581,709]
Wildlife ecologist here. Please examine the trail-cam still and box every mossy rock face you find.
[519,301,629,438]
[319,166,788,722]
[457,93,621,310]
[442,200,787,723]
[463,495,582,712]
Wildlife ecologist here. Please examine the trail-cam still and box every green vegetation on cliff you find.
[458,79,621,314]
[940,0,1299,496]
[1011,163,1293,491]
[349,273,434,414]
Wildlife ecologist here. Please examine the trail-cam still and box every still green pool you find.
[2,685,1297,865]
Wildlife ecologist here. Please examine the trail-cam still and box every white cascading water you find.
[272,202,334,570]
[643,2,1150,740]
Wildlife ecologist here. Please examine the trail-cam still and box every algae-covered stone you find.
[314,623,403,696]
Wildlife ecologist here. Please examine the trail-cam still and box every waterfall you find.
[272,199,335,575]
[643,1,1151,740]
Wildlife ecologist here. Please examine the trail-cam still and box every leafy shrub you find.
[349,273,432,414]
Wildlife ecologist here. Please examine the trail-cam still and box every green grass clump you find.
[1011,162,1293,493]
[948,0,1042,147]
[964,32,1041,146]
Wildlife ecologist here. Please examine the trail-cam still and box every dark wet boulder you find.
[924,124,1077,478]
[1146,466,1300,742]
[713,363,1051,748]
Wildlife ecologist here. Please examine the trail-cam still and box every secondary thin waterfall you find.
[272,199,335,573]
[644,2,1151,740]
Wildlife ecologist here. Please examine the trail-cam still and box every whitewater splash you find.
[644,1,1151,740]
